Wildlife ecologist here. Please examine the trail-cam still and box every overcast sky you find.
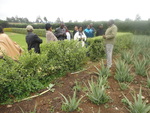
[0,0,149,22]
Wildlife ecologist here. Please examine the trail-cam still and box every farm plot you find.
[0,35,149,113]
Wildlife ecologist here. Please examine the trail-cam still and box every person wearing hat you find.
[26,25,43,53]
[45,23,58,43]
[96,24,105,36]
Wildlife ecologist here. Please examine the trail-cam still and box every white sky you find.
[0,0,149,22]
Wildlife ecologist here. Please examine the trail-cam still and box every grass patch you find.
[5,32,46,49]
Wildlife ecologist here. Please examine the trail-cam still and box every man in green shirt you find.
[103,20,118,68]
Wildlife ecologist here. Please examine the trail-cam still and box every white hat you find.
[26,25,34,31]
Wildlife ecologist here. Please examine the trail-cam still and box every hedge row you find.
[7,20,150,35]
[4,28,46,37]
[0,40,87,103]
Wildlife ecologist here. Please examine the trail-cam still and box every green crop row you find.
[4,28,46,37]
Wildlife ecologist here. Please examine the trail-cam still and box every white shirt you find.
[66,32,71,40]
[74,31,87,47]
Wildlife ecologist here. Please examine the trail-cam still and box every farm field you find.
[0,33,150,113]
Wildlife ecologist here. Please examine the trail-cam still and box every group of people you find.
[0,19,117,68]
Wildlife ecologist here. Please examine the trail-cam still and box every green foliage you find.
[94,61,111,77]
[87,33,133,61]
[114,33,133,53]
[123,87,150,113]
[132,35,150,58]
[73,80,82,91]
[121,50,133,64]
[121,97,129,106]
[86,37,105,61]
[0,40,87,103]
[61,90,84,112]
[7,20,150,35]
[119,82,129,90]
[85,77,109,105]
[0,20,8,28]
[133,58,148,76]
[41,40,87,72]
[147,75,150,88]
[115,59,133,82]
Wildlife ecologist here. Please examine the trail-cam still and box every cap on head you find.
[26,25,34,31]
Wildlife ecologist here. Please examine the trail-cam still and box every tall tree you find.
[55,17,61,23]
[43,17,48,23]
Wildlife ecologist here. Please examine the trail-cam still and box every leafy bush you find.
[114,59,133,82]
[86,37,105,61]
[0,40,87,103]
[61,90,84,112]
[123,87,150,113]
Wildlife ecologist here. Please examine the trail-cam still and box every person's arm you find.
[34,34,42,43]
[104,26,117,39]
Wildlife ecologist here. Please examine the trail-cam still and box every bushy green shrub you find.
[86,37,105,61]
[0,40,87,103]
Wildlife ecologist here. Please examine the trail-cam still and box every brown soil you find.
[0,60,150,113]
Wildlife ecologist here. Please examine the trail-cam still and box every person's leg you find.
[106,44,114,68]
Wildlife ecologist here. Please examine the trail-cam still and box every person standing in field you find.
[96,24,105,36]
[0,26,23,60]
[90,23,96,37]
[74,26,87,47]
[54,22,66,40]
[84,25,93,38]
[45,23,58,43]
[103,20,118,68]
[26,25,43,53]
[73,26,78,37]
